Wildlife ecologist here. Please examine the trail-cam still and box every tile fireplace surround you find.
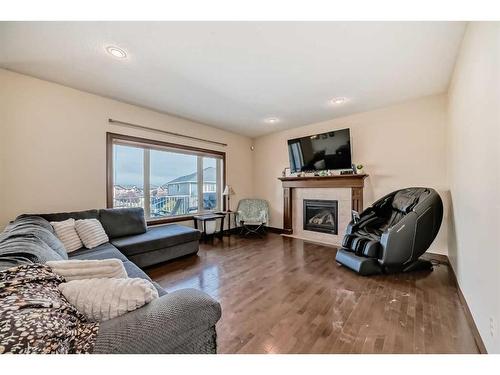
[278,174,368,246]
[294,188,350,245]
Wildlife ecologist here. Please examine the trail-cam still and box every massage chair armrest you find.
[237,210,268,225]
[379,212,418,266]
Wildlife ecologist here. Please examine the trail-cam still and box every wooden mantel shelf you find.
[278,174,369,235]
[279,174,368,186]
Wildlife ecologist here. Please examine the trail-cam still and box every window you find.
[107,133,225,223]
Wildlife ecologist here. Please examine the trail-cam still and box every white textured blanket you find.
[46,259,127,281]
[58,278,159,322]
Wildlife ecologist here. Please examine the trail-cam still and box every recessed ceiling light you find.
[105,46,127,59]
[265,117,280,124]
[330,97,348,105]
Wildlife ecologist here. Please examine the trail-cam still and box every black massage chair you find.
[335,187,443,276]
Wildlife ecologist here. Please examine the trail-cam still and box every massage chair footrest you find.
[335,248,383,276]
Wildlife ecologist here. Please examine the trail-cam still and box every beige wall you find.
[252,94,449,254]
[447,22,500,353]
[0,69,254,228]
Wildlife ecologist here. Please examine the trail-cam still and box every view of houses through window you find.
[112,140,223,220]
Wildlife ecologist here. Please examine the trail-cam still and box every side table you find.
[217,211,238,236]
[193,213,225,242]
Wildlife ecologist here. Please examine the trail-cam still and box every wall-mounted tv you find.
[287,128,352,173]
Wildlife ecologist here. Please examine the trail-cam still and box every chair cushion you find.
[391,188,427,213]
[362,240,381,258]
[352,237,367,255]
[111,224,200,257]
[236,199,270,224]
[68,243,128,262]
[342,234,356,249]
[98,208,146,239]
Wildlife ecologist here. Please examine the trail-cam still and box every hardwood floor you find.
[146,233,479,354]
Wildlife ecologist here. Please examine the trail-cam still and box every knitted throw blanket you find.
[46,259,127,281]
[0,264,99,354]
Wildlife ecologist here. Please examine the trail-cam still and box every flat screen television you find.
[287,128,352,173]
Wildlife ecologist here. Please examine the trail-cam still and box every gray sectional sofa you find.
[0,207,221,354]
[27,207,201,268]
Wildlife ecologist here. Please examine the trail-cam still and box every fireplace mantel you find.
[278,174,368,235]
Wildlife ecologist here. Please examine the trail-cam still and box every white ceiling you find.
[0,22,466,138]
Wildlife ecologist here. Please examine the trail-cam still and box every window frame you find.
[106,132,226,226]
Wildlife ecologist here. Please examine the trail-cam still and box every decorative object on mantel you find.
[278,174,369,235]
[356,164,364,174]
[293,169,347,177]
[282,167,291,177]
[222,185,235,211]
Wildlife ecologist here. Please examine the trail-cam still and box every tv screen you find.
[287,128,352,173]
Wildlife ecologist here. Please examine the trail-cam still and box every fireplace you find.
[303,199,338,234]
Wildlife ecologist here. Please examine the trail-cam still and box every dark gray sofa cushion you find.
[19,209,99,223]
[122,259,151,279]
[68,242,128,262]
[123,260,167,297]
[128,241,199,269]
[111,224,200,257]
[99,208,146,239]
